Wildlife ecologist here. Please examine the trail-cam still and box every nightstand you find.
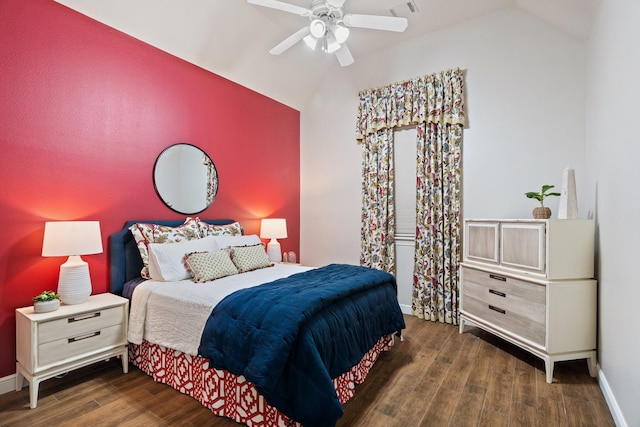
[15,293,129,408]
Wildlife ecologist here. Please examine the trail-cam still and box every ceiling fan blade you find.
[335,44,354,67]
[247,0,311,16]
[269,26,311,55]
[343,14,408,32]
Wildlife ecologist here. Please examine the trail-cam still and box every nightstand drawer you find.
[38,306,123,344]
[38,323,125,366]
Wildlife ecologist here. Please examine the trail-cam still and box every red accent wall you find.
[0,0,300,377]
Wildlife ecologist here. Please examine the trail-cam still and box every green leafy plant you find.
[32,290,60,302]
[525,185,561,207]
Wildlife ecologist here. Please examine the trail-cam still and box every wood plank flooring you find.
[0,315,615,426]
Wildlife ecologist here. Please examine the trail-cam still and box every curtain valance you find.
[355,68,466,141]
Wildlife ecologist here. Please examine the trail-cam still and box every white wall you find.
[299,5,640,424]
[298,4,640,425]
[586,1,640,425]
[301,5,640,426]
[300,8,586,265]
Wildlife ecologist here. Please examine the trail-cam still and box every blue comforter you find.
[198,263,405,427]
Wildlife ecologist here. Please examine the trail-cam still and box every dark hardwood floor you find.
[0,315,615,426]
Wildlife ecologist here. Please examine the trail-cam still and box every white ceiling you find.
[53,0,595,110]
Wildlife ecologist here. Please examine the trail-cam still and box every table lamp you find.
[42,221,103,304]
[260,218,287,262]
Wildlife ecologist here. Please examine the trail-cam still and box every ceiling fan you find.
[248,0,408,67]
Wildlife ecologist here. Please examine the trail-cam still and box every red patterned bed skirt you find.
[130,335,394,426]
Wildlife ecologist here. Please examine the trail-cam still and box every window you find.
[394,127,417,238]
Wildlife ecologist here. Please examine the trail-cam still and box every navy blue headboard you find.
[108,219,236,296]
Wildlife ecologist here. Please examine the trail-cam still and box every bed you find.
[109,218,405,427]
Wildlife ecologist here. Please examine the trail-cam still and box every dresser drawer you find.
[38,306,123,344]
[462,267,546,346]
[38,323,125,367]
[462,267,546,303]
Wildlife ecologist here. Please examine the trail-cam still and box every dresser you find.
[15,293,129,408]
[460,219,597,383]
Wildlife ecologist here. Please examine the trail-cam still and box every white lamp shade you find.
[42,221,103,256]
[333,24,349,44]
[325,33,341,53]
[309,19,326,38]
[260,218,288,239]
[304,34,319,50]
[42,221,102,305]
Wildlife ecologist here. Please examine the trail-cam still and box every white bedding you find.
[128,263,314,356]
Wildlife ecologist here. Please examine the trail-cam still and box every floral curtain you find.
[356,68,465,324]
[355,69,465,142]
[360,128,395,274]
[413,121,462,324]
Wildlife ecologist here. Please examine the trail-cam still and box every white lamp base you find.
[266,239,282,263]
[57,255,92,305]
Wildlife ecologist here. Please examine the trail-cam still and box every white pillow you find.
[212,234,261,249]
[148,236,219,281]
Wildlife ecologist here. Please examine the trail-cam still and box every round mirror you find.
[153,143,218,214]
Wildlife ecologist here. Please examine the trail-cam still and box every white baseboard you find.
[400,303,412,315]
[598,367,628,427]
[0,373,16,396]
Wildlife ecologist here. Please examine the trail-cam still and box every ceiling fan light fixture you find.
[303,34,319,50]
[324,33,341,53]
[249,0,411,66]
[333,23,349,44]
[309,19,326,38]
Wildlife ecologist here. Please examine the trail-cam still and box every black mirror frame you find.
[152,143,218,215]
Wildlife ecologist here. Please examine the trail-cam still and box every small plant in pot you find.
[33,290,60,313]
[525,185,561,219]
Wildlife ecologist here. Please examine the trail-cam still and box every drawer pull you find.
[68,331,101,343]
[488,305,506,315]
[489,274,506,282]
[68,312,101,323]
[489,289,506,298]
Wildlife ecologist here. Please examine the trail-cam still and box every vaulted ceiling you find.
[54,0,595,110]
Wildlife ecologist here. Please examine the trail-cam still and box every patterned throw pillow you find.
[229,243,273,273]
[198,220,244,237]
[183,250,239,283]
[129,217,201,279]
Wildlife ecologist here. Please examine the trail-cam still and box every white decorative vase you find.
[34,299,60,313]
[558,167,578,219]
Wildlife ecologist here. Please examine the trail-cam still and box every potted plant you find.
[33,290,60,313]
[525,184,561,219]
